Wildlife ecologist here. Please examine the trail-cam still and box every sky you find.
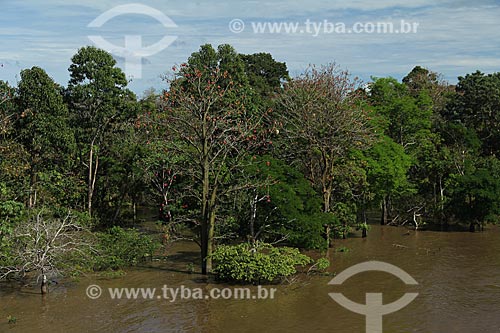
[1,0,500,96]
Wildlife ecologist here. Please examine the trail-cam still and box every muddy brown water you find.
[1,224,500,332]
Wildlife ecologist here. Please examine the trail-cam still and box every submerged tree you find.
[159,44,271,274]
[0,211,92,294]
[67,46,135,217]
[16,67,75,208]
[277,64,373,238]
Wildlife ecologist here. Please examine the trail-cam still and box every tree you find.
[446,71,500,156]
[0,210,92,294]
[447,156,500,230]
[0,81,15,139]
[159,44,270,274]
[369,77,433,151]
[277,64,373,223]
[363,136,413,225]
[403,66,451,112]
[240,52,289,100]
[241,155,330,249]
[0,81,27,202]
[67,46,135,217]
[16,67,75,208]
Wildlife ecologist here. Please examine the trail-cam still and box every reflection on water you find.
[1,224,500,333]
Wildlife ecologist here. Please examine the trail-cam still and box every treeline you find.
[1,44,500,275]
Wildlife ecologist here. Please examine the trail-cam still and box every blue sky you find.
[1,0,500,96]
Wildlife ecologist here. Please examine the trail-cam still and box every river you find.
[1,224,500,332]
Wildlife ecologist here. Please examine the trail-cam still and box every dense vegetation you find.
[1,44,500,284]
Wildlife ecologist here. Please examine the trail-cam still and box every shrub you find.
[314,257,331,271]
[211,242,311,283]
[94,227,160,271]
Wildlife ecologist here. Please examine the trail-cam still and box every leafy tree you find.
[16,67,75,208]
[67,46,136,217]
[369,77,432,151]
[0,81,28,202]
[241,156,330,249]
[447,156,500,229]
[240,52,289,100]
[446,71,500,156]
[159,44,270,274]
[403,66,452,112]
[363,136,413,224]
[0,81,15,139]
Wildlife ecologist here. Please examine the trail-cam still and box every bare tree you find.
[0,211,93,294]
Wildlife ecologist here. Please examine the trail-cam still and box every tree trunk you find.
[323,189,332,247]
[133,201,137,223]
[201,221,208,274]
[381,196,388,225]
[206,208,216,273]
[40,274,48,295]
[29,172,37,208]
[323,189,331,213]
[324,224,331,248]
[249,192,257,243]
[361,206,368,238]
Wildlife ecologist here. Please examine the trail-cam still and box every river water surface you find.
[1,224,500,332]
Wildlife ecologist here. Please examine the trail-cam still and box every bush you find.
[307,257,331,274]
[94,227,160,271]
[211,242,311,283]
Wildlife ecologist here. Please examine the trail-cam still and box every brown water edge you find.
[1,224,500,333]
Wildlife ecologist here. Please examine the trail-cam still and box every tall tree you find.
[16,67,74,208]
[278,64,373,215]
[363,136,413,225]
[67,46,135,217]
[446,71,500,156]
[159,44,269,274]
[369,77,433,151]
[0,81,15,139]
[240,52,289,100]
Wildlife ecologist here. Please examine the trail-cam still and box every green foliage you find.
[243,156,331,249]
[336,246,350,253]
[331,202,357,237]
[308,257,330,273]
[7,315,17,324]
[17,66,75,168]
[5,43,500,283]
[363,135,414,200]
[0,200,25,265]
[211,242,311,283]
[240,52,289,101]
[447,157,500,223]
[446,71,500,155]
[94,226,160,271]
[369,77,433,150]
